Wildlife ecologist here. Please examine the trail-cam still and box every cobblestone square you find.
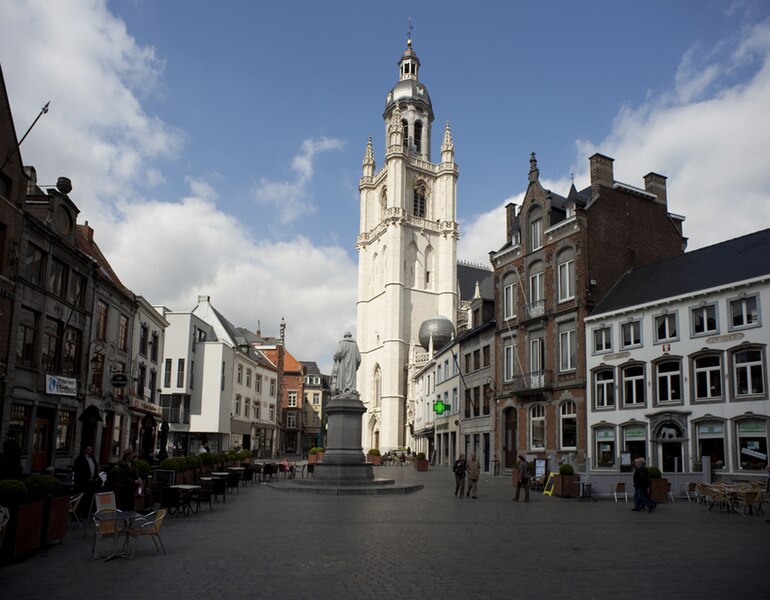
[1,466,767,599]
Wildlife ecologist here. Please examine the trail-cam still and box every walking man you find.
[513,455,530,502]
[466,453,480,499]
[632,457,657,512]
[453,453,467,497]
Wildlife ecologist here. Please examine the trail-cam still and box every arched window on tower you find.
[424,245,434,290]
[405,241,417,288]
[414,121,423,154]
[380,188,387,221]
[402,119,409,150]
[373,365,382,408]
[413,183,426,218]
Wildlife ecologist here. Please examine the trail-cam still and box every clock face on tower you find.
[52,204,73,236]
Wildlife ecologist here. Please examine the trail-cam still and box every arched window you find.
[424,245,434,289]
[530,404,545,450]
[413,183,426,218]
[560,401,577,450]
[379,187,387,220]
[594,368,615,408]
[373,365,382,408]
[502,272,517,320]
[528,206,543,251]
[414,121,423,153]
[556,247,575,302]
[655,359,682,404]
[621,363,645,406]
[402,119,409,149]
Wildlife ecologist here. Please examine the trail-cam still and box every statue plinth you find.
[311,391,374,483]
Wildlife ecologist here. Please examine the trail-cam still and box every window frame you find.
[690,302,719,337]
[654,311,679,344]
[728,294,760,331]
[594,368,615,409]
[593,326,612,354]
[654,358,683,405]
[620,320,642,349]
[621,363,646,407]
[732,347,766,399]
[692,352,723,402]
[529,404,545,450]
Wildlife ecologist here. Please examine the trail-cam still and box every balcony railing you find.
[523,299,546,320]
[511,370,553,394]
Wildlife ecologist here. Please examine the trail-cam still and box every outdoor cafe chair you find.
[192,481,213,512]
[0,505,9,549]
[127,509,167,558]
[92,508,124,559]
[226,471,240,494]
[241,465,255,486]
[68,493,84,528]
[161,487,192,516]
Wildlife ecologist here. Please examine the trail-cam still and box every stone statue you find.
[332,332,361,395]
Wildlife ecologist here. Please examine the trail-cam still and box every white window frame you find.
[288,391,298,408]
[559,401,577,450]
[693,354,723,400]
[621,320,642,349]
[656,360,682,403]
[234,394,241,416]
[733,348,765,398]
[503,338,516,382]
[654,312,678,343]
[557,258,575,302]
[593,326,612,354]
[286,412,297,429]
[503,281,516,320]
[530,218,543,251]
[691,303,718,337]
[622,364,645,406]
[559,328,576,372]
[728,295,760,331]
[530,404,545,450]
[595,369,615,408]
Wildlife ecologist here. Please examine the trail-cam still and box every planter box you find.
[308,454,318,464]
[554,474,579,498]
[368,455,381,466]
[11,500,44,557]
[650,478,669,503]
[43,496,69,545]
[415,459,429,472]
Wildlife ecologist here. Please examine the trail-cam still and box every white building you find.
[585,229,770,488]
[357,35,459,453]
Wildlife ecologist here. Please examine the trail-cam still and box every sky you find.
[2,0,770,373]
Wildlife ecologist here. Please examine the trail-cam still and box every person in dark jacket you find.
[73,445,101,517]
[632,457,657,512]
[115,449,142,511]
[513,455,530,502]
[453,454,467,497]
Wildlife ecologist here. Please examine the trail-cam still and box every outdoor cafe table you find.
[94,510,141,561]
[211,472,229,477]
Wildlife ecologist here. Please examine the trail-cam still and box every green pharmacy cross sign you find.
[433,400,449,415]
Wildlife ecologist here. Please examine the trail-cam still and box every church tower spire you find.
[357,28,459,454]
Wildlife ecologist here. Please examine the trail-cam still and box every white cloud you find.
[0,1,356,371]
[252,137,345,224]
[460,19,770,263]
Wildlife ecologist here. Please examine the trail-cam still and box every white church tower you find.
[357,32,459,452]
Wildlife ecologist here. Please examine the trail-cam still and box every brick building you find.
[490,152,686,473]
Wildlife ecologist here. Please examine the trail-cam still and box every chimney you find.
[589,153,614,199]
[24,165,37,194]
[83,220,94,241]
[197,295,210,304]
[644,172,667,206]
[256,320,261,338]
[505,202,517,242]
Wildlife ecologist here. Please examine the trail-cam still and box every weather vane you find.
[407,17,413,46]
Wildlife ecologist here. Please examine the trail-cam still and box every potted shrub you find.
[648,466,669,502]
[308,447,319,464]
[554,463,579,498]
[201,451,217,473]
[26,474,68,546]
[184,455,202,483]
[0,479,38,560]
[367,449,381,466]
[415,452,429,472]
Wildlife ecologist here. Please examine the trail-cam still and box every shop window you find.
[530,404,545,450]
[695,421,725,470]
[736,420,768,470]
[595,427,615,468]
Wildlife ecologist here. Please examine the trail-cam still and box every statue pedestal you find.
[312,392,374,482]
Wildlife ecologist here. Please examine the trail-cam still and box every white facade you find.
[586,275,769,483]
[358,38,459,452]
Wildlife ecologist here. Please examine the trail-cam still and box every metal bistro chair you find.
[92,508,124,559]
[684,482,698,503]
[127,509,167,558]
[68,493,84,528]
[226,471,241,495]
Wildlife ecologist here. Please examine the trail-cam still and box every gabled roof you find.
[592,228,770,316]
[261,348,304,374]
[75,224,133,300]
[457,262,493,300]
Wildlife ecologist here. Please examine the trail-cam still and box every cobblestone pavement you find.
[1,466,767,599]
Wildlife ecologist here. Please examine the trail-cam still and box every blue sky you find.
[2,0,770,371]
